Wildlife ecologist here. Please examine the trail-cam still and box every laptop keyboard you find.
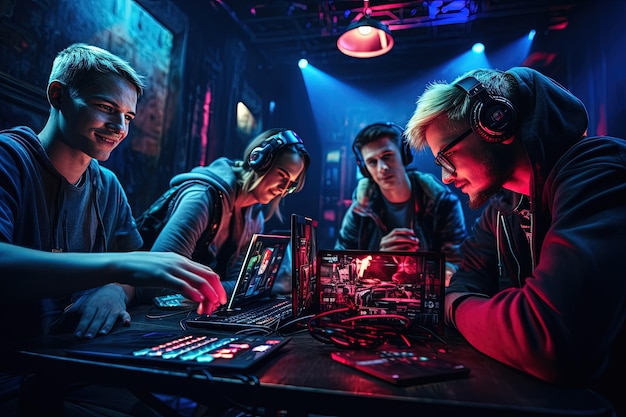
[187,299,292,329]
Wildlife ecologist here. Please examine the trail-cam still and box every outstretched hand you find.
[113,251,227,316]
[1,243,227,315]
[379,228,420,252]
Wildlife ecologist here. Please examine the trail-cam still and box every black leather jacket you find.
[334,170,468,265]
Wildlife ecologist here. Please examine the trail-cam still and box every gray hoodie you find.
[151,157,263,285]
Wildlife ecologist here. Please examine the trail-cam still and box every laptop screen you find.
[291,214,319,318]
[227,233,290,309]
[316,250,446,335]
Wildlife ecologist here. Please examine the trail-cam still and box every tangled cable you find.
[307,307,412,349]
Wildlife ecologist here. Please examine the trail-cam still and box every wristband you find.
[445,292,488,328]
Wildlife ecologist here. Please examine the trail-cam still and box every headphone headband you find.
[454,76,516,143]
[248,129,304,174]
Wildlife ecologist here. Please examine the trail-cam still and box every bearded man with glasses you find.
[405,67,626,417]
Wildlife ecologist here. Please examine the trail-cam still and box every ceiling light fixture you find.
[337,1,394,58]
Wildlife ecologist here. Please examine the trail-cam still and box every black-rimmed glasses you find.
[434,129,472,174]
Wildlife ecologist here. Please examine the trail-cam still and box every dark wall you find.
[1,1,624,248]
[260,65,322,235]
[0,0,269,217]
[566,1,626,140]
[250,1,626,246]
[0,0,200,214]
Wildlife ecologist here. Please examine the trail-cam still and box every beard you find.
[469,191,496,210]
[467,144,516,210]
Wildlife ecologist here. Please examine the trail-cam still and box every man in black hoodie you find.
[405,67,625,415]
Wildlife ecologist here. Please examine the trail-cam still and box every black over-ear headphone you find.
[247,129,304,174]
[352,122,414,178]
[455,76,517,143]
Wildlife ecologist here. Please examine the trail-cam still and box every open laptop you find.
[316,249,446,336]
[185,214,319,331]
[185,233,291,329]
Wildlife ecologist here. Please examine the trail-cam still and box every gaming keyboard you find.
[186,298,293,330]
[65,330,291,371]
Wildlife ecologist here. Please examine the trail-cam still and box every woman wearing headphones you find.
[138,128,310,297]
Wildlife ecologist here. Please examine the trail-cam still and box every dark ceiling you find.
[211,0,586,80]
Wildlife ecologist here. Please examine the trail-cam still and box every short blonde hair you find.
[49,43,145,97]
[405,69,515,150]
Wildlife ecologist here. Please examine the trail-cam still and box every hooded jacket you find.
[149,157,264,289]
[447,67,626,395]
[335,170,468,265]
[0,126,142,337]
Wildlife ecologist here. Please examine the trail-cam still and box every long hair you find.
[240,128,311,221]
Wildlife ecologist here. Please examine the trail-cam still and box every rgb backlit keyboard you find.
[66,330,290,371]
